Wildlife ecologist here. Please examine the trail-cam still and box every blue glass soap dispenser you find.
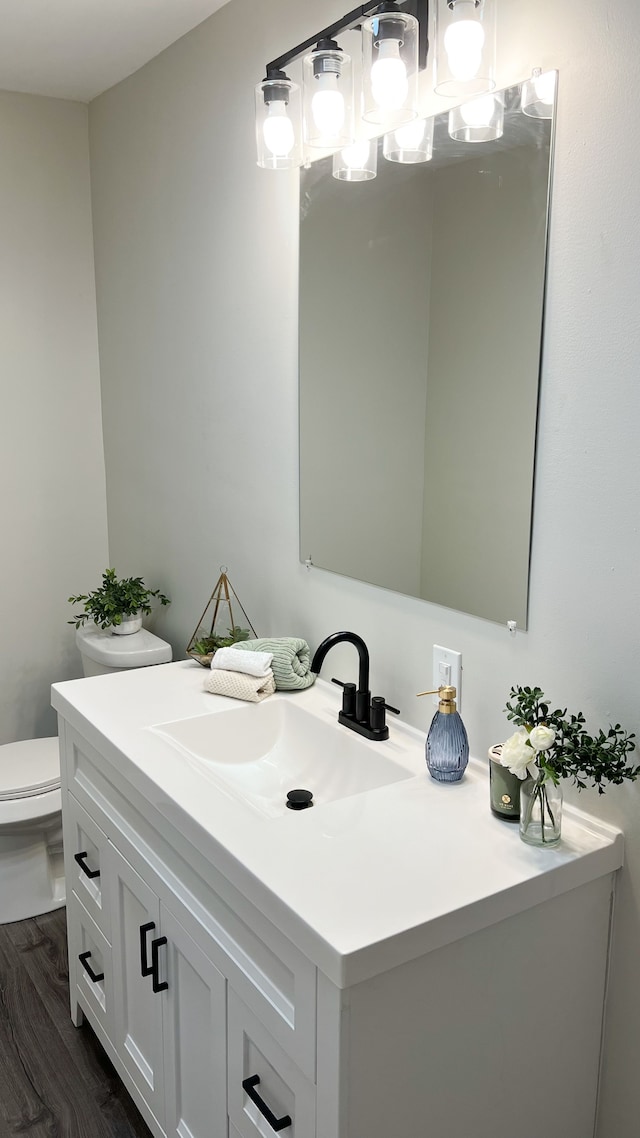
[418,686,469,782]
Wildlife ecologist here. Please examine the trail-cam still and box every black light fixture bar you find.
[266,0,429,76]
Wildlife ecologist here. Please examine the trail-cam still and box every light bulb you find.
[371,39,408,110]
[342,141,371,169]
[262,103,295,157]
[533,71,555,105]
[394,119,426,149]
[460,94,495,128]
[311,73,345,137]
[444,16,485,82]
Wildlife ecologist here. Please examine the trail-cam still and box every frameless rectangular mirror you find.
[299,76,556,627]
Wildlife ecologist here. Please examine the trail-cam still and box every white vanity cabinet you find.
[60,719,317,1138]
[54,668,624,1138]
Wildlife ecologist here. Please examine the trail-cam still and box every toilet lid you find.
[0,737,61,801]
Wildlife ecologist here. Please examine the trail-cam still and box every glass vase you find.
[519,774,562,847]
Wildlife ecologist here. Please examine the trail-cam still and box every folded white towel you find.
[204,668,275,703]
[211,647,273,677]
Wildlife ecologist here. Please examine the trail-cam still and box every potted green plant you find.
[499,685,639,847]
[189,626,250,666]
[68,568,170,634]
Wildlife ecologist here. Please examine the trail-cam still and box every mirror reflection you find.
[299,77,556,628]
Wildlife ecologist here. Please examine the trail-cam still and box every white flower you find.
[529,725,556,752]
[500,729,537,780]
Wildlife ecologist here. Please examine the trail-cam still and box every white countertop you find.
[52,661,623,987]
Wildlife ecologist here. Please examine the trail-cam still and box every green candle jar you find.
[488,744,522,822]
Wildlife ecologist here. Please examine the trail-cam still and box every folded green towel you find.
[230,637,315,691]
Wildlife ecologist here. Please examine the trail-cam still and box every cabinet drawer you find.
[228,991,315,1138]
[67,891,114,1040]
[64,795,111,939]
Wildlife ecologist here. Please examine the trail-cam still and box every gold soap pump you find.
[417,686,469,782]
[417,686,459,713]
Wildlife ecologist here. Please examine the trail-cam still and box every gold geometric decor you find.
[186,567,257,667]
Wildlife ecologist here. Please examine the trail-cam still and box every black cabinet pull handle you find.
[242,1075,292,1132]
[140,922,155,977]
[79,951,104,984]
[151,936,168,993]
[74,851,100,879]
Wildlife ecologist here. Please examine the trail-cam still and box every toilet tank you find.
[75,625,172,676]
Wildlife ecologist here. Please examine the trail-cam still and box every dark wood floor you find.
[0,907,151,1138]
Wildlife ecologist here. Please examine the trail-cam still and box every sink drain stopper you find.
[286,789,314,811]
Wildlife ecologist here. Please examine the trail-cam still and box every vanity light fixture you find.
[333,138,379,180]
[383,116,434,162]
[434,0,496,97]
[448,91,503,142]
[521,68,556,119]
[255,1,428,169]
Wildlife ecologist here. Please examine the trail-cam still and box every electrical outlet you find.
[433,645,462,710]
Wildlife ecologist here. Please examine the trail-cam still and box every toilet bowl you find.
[0,625,172,924]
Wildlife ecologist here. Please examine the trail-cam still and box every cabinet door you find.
[161,903,227,1138]
[109,843,165,1127]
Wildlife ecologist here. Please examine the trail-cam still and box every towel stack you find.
[204,647,275,703]
[202,638,316,703]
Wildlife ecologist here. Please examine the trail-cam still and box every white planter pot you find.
[112,613,143,636]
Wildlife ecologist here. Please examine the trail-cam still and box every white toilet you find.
[0,625,172,924]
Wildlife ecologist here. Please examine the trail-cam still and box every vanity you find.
[52,661,622,1138]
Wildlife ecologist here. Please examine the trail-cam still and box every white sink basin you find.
[149,699,414,818]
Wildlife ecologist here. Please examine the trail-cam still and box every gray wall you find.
[88,0,640,1132]
[0,91,108,742]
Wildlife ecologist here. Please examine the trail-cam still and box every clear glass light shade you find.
[383,117,434,163]
[448,91,504,142]
[521,69,556,119]
[255,76,303,170]
[362,10,419,127]
[332,139,378,181]
[434,0,496,98]
[303,46,354,148]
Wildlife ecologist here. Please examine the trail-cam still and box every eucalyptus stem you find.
[537,782,547,844]
[521,773,539,835]
[543,785,556,833]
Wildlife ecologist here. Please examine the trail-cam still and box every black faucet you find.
[311,631,400,741]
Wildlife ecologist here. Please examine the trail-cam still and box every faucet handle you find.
[331,678,356,718]
[370,695,400,733]
[376,697,400,716]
